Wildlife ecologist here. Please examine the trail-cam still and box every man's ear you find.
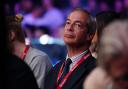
[87,34,94,41]
[9,31,16,41]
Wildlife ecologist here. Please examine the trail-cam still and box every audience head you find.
[63,8,96,47]
[98,20,128,89]
[21,0,34,14]
[96,11,119,42]
[6,14,25,51]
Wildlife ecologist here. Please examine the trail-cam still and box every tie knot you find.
[65,58,72,65]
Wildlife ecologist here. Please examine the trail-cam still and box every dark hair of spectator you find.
[6,15,25,43]
[96,11,120,42]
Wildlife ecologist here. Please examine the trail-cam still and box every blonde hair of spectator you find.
[98,20,128,70]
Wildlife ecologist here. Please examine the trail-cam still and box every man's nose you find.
[67,24,74,31]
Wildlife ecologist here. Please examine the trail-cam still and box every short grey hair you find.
[86,15,96,35]
[98,20,128,70]
[71,8,96,35]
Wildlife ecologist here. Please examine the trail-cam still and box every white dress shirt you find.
[66,50,88,70]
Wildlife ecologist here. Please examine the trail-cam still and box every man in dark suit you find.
[44,8,96,89]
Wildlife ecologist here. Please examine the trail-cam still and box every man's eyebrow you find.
[72,21,85,25]
[66,19,70,21]
[74,21,83,24]
[66,19,84,24]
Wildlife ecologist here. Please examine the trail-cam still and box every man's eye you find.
[75,23,81,27]
[65,21,70,25]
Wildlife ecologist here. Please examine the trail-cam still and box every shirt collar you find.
[66,50,88,63]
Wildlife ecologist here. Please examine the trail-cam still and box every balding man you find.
[44,8,96,89]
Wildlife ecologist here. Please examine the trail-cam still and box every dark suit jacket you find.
[44,51,96,89]
[4,54,39,89]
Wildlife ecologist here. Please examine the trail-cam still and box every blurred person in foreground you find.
[6,15,52,89]
[84,19,128,89]
[0,1,38,88]
[98,20,128,89]
[84,11,120,89]
[5,54,39,89]
[86,20,128,89]
[44,8,96,89]
[1,17,39,89]
[1,6,39,89]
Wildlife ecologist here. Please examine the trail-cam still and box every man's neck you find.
[67,45,88,58]
[13,42,26,58]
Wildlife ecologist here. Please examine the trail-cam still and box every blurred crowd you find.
[4,0,128,38]
[4,0,128,65]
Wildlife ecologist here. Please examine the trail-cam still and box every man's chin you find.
[65,42,73,45]
[65,41,77,46]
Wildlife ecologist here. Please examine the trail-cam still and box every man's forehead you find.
[69,10,88,17]
[67,11,89,22]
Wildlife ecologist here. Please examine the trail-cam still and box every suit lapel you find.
[62,53,95,89]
